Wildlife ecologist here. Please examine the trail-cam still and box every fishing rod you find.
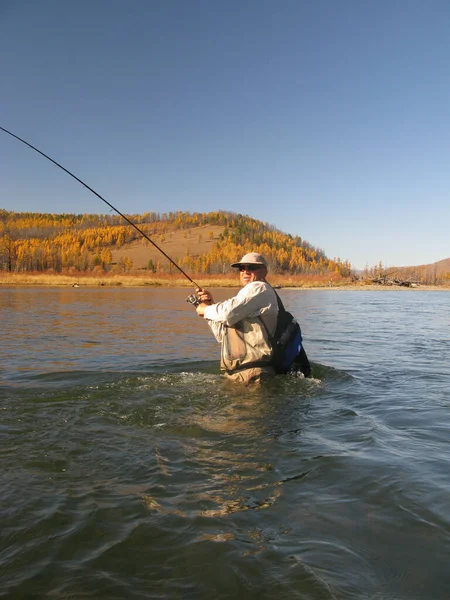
[0,125,201,290]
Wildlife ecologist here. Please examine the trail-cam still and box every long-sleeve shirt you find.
[203,281,278,343]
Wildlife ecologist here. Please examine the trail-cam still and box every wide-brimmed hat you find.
[231,252,267,268]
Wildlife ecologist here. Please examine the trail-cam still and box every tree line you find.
[1,209,353,277]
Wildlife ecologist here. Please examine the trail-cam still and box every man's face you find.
[238,264,267,286]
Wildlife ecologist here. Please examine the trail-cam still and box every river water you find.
[1,286,449,599]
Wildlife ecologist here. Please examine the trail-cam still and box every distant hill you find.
[0,209,352,278]
[2,209,448,285]
[385,258,450,284]
[362,257,450,286]
[420,257,450,275]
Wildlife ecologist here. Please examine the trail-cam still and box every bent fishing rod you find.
[0,125,201,290]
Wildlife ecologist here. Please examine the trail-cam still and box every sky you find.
[1,0,449,270]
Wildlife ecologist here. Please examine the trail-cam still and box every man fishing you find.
[196,252,310,385]
[0,130,310,385]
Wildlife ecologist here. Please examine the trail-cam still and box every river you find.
[1,286,449,599]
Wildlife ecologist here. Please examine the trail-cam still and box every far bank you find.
[0,272,449,291]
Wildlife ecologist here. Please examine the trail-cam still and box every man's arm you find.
[199,282,276,326]
[194,288,223,342]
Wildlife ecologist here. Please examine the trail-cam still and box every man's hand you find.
[195,288,213,318]
[196,302,209,317]
[195,288,214,305]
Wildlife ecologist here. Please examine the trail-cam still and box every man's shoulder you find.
[246,280,271,293]
[244,281,277,302]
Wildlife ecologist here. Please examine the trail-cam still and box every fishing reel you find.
[186,294,201,307]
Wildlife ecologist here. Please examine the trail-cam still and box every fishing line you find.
[0,125,201,288]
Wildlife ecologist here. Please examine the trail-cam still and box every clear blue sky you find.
[1,0,449,269]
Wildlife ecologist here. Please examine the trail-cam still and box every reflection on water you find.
[1,286,224,376]
[1,287,450,599]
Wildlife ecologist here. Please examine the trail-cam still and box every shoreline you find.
[0,273,448,291]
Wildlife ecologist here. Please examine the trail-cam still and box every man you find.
[195,252,283,385]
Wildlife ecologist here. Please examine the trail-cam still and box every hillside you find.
[409,257,450,277]
[382,258,450,285]
[111,224,225,271]
[2,208,448,285]
[0,209,352,278]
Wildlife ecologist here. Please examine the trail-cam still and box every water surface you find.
[1,287,449,599]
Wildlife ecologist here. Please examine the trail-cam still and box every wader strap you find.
[260,287,285,347]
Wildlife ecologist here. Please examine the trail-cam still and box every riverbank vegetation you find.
[1,209,449,287]
[0,271,353,288]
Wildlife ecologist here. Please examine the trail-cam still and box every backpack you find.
[269,292,304,374]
